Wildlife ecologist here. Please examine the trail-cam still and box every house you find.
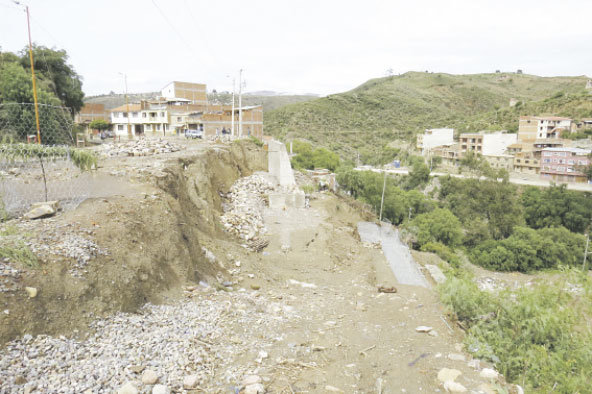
[459,131,516,156]
[540,147,591,183]
[75,104,110,136]
[430,143,461,166]
[518,116,572,142]
[416,128,454,155]
[109,81,264,139]
[110,102,170,137]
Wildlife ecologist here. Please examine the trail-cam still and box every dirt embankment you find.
[0,141,267,345]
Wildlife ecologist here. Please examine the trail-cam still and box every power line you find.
[150,0,197,56]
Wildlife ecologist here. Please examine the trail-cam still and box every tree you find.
[89,119,110,132]
[406,160,430,189]
[410,208,463,248]
[18,45,84,112]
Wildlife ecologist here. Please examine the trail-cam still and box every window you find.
[123,112,128,118]
[156,124,161,130]
[145,125,152,131]
[557,167,565,172]
[142,113,147,118]
[568,160,574,165]
[117,125,124,131]
[132,112,138,117]
[177,117,182,122]
[160,112,165,117]
[113,112,119,118]
[567,167,574,173]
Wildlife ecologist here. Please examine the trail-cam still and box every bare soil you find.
[0,138,511,392]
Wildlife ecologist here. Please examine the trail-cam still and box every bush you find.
[440,274,592,392]
[410,208,463,248]
[420,241,460,267]
[471,226,585,272]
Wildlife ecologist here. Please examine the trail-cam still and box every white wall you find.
[482,132,517,156]
[422,128,454,154]
[161,82,175,99]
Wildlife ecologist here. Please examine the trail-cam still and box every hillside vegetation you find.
[265,72,591,161]
[85,91,317,112]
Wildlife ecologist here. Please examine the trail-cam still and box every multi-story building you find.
[518,116,572,142]
[161,81,207,105]
[460,131,517,155]
[416,128,454,155]
[109,81,264,139]
[540,147,591,183]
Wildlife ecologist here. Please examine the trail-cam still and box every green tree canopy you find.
[89,119,110,131]
[409,208,463,248]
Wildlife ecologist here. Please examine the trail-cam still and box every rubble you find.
[220,174,275,242]
[96,139,182,157]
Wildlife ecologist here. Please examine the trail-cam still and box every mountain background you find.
[263,72,592,162]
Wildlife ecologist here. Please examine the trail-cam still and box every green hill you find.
[264,72,591,161]
[85,91,317,112]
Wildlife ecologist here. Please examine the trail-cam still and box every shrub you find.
[420,241,460,267]
[410,208,463,248]
[440,274,592,392]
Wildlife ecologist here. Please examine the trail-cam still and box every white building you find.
[481,131,518,156]
[417,128,454,155]
[110,103,170,137]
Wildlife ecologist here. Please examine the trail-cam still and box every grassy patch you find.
[0,240,39,268]
[439,271,592,392]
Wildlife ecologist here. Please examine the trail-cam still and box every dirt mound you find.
[0,141,266,345]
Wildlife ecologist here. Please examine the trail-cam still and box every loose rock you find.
[25,287,37,298]
[141,369,159,385]
[117,382,138,394]
[443,380,467,393]
[437,368,462,383]
[152,384,169,394]
[183,374,200,389]
[480,368,499,379]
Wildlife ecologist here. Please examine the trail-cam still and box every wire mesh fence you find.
[0,103,94,217]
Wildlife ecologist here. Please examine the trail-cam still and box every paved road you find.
[355,167,592,192]
[357,221,429,288]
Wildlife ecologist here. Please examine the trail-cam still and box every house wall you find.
[162,81,207,104]
[419,128,454,154]
[518,117,539,142]
[482,132,517,156]
[540,149,591,182]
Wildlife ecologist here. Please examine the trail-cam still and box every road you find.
[355,166,592,191]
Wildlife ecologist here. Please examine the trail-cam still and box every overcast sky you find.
[1,0,591,97]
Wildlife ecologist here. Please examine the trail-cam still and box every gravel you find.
[96,139,182,157]
[0,287,293,393]
[220,174,275,241]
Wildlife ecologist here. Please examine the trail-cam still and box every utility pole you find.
[231,77,235,137]
[238,69,243,138]
[583,219,592,271]
[25,6,41,144]
[119,73,132,140]
[379,170,387,222]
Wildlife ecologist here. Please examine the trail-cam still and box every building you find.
[430,143,461,166]
[416,128,454,155]
[161,81,207,105]
[459,131,516,156]
[518,116,572,142]
[75,103,109,128]
[540,147,591,183]
[110,99,264,139]
[110,102,170,137]
[586,80,592,90]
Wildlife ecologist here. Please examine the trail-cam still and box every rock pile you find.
[98,139,182,157]
[0,289,289,393]
[220,174,275,241]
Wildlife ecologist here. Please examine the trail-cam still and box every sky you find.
[1,0,591,97]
